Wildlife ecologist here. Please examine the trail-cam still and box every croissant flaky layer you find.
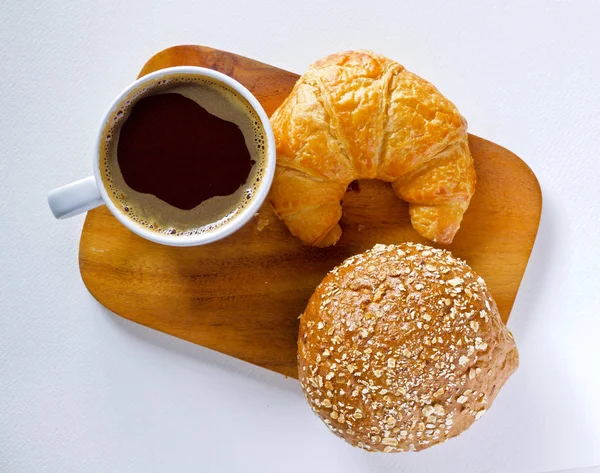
[269,50,476,247]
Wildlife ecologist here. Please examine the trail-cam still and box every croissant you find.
[269,50,476,247]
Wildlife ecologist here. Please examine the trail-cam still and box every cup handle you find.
[48,176,104,219]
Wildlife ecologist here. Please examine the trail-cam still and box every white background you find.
[1,1,599,472]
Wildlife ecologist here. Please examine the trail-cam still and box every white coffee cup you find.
[48,66,276,247]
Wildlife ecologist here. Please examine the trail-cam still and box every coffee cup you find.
[48,66,276,247]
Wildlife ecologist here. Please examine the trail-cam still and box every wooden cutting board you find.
[80,45,542,378]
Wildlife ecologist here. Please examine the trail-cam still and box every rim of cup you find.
[94,66,276,247]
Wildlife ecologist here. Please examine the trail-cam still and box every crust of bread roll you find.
[298,243,518,452]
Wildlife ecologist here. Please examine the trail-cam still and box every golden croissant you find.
[269,50,476,247]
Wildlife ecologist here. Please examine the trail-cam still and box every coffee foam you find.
[100,75,268,236]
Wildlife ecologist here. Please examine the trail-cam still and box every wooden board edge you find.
[470,135,543,317]
[77,258,298,377]
[138,44,299,80]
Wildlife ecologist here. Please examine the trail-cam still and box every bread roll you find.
[298,243,518,452]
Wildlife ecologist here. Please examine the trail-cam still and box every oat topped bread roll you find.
[298,243,518,452]
[270,50,476,247]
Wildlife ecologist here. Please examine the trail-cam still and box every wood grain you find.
[80,45,542,378]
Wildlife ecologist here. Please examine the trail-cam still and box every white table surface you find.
[1,1,599,472]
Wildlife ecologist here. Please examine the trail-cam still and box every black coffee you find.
[117,93,255,211]
[100,76,268,236]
